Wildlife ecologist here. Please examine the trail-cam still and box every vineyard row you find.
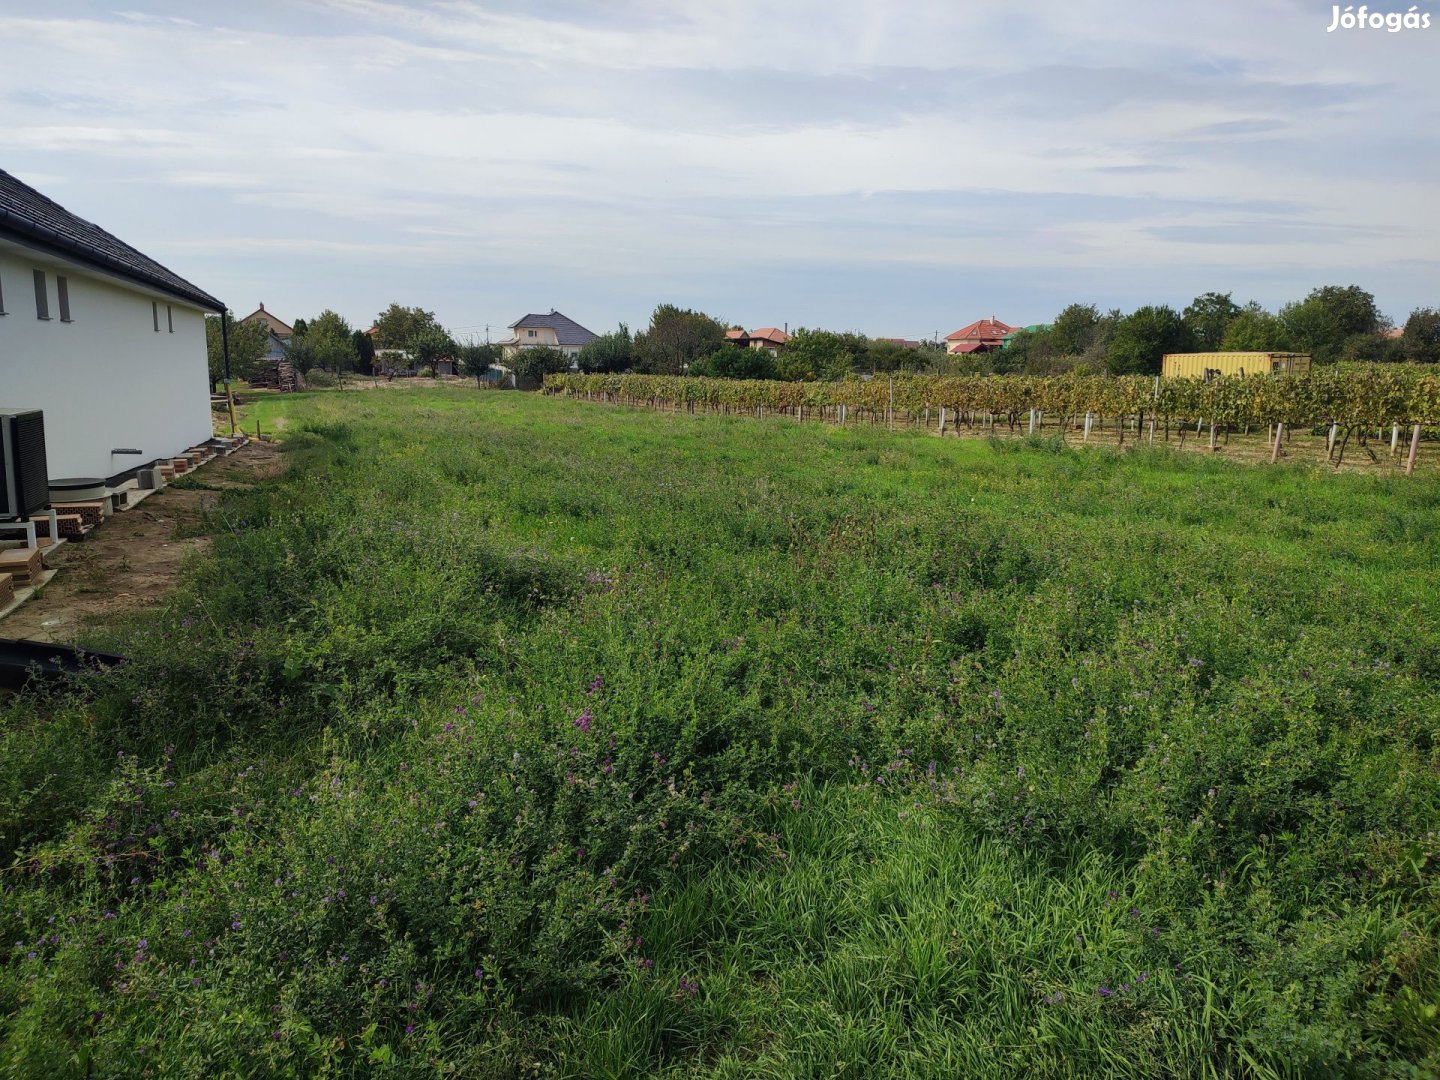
[545,368,1440,471]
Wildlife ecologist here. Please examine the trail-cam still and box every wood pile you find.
[248,359,297,392]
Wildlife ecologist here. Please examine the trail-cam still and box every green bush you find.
[303,367,337,387]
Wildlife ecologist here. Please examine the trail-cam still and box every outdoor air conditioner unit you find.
[0,409,49,519]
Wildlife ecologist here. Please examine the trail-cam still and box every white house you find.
[498,310,598,361]
[0,169,224,484]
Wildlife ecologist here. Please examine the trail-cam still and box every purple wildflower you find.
[574,709,593,734]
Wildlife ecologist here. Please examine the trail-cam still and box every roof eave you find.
[0,211,225,313]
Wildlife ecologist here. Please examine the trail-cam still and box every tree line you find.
[564,287,1440,384]
[205,285,1440,392]
[204,303,505,389]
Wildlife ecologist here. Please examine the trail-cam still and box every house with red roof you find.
[746,327,789,354]
[724,325,789,356]
[945,317,1016,355]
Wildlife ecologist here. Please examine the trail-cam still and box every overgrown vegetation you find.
[2,388,1437,1077]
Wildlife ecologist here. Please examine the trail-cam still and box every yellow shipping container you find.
[1162,352,1312,379]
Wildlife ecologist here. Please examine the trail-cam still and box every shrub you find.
[303,367,337,387]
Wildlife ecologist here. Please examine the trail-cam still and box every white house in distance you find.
[498,310,598,361]
[0,169,223,484]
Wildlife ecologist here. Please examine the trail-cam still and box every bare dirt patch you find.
[0,440,284,643]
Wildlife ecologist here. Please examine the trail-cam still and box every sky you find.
[1,0,1437,340]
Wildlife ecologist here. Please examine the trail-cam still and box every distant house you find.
[747,327,789,355]
[945,317,1015,355]
[723,326,789,355]
[0,168,223,483]
[498,309,598,361]
[875,337,922,350]
[236,304,297,389]
[239,302,293,341]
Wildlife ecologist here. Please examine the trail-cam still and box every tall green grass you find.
[0,388,1436,1077]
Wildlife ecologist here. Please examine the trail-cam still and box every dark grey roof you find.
[0,169,224,312]
[508,309,598,346]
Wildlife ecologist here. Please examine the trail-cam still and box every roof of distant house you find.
[951,342,986,354]
[506,309,599,346]
[725,328,750,342]
[876,337,922,349]
[946,317,1016,342]
[0,168,224,312]
[749,327,789,345]
[1382,327,1404,339]
[240,303,294,337]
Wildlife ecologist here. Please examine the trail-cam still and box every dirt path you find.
[0,441,284,643]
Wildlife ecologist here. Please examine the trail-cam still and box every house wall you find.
[0,244,214,483]
[517,326,559,347]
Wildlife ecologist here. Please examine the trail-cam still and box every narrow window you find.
[152,301,159,331]
[33,270,49,320]
[57,276,71,322]
[167,305,174,332]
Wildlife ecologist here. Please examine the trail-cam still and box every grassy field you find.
[3,387,1438,1077]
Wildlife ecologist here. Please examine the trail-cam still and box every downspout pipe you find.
[222,310,237,435]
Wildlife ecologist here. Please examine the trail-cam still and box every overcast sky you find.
[2,1,1436,339]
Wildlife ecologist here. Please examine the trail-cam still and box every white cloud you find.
[0,1,1435,331]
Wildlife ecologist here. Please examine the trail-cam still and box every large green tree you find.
[631,305,727,374]
[1220,305,1290,351]
[1049,303,1102,357]
[993,327,1058,374]
[775,329,862,381]
[1279,285,1384,364]
[508,345,571,382]
[407,327,457,373]
[373,303,444,350]
[1107,306,1193,375]
[577,325,633,374]
[1183,292,1243,351]
[352,330,376,372]
[288,309,358,374]
[690,346,776,380]
[1400,308,1440,364]
[205,313,271,391]
[455,342,502,384]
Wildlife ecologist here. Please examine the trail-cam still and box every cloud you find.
[0,1,1435,331]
